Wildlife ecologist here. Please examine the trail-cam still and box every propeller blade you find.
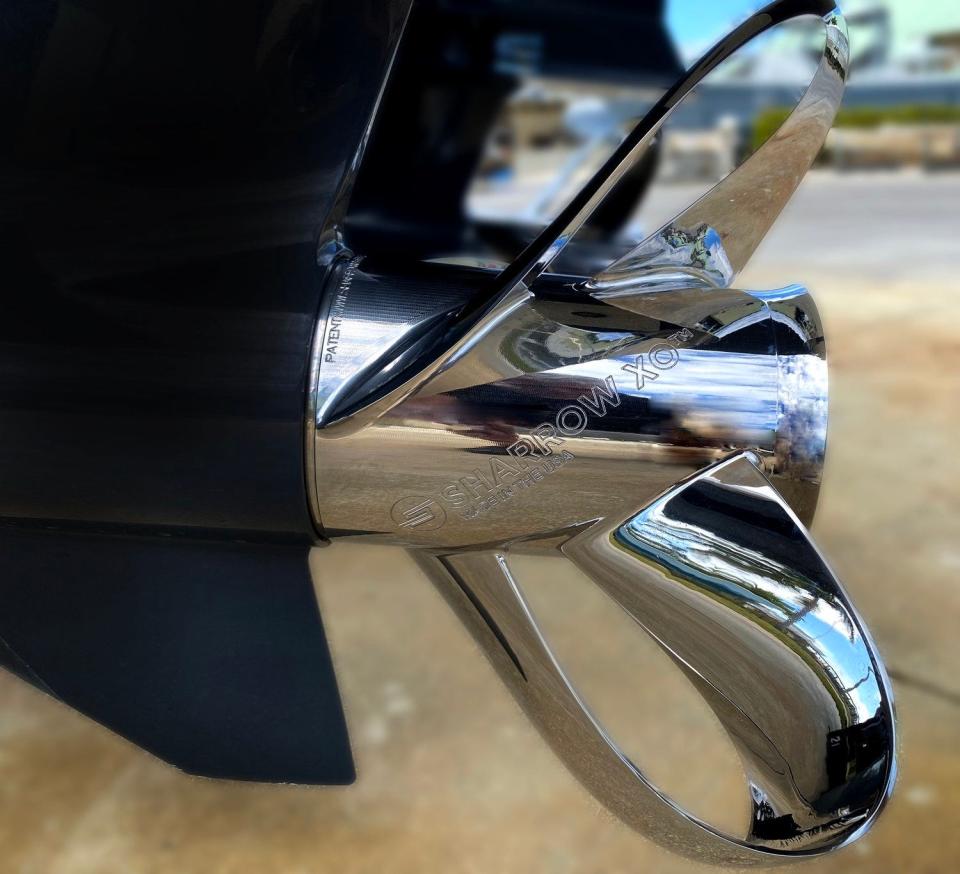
[414,453,894,863]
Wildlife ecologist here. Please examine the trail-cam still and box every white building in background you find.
[670,1,960,130]
[861,0,960,74]
[661,1,960,175]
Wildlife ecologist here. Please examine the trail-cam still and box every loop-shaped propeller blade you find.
[415,453,895,865]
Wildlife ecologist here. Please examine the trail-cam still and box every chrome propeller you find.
[307,0,895,863]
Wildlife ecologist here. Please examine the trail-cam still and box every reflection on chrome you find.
[587,12,847,294]
[600,456,892,848]
[312,276,828,545]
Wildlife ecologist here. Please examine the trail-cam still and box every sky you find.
[666,0,764,61]
[667,1,960,64]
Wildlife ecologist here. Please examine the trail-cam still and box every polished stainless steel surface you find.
[415,452,894,865]
[306,0,895,862]
[311,269,827,543]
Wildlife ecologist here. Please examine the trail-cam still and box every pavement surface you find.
[1,170,959,873]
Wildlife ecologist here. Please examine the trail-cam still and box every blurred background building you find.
[472,0,960,214]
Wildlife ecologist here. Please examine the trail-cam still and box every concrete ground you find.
[1,170,959,873]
